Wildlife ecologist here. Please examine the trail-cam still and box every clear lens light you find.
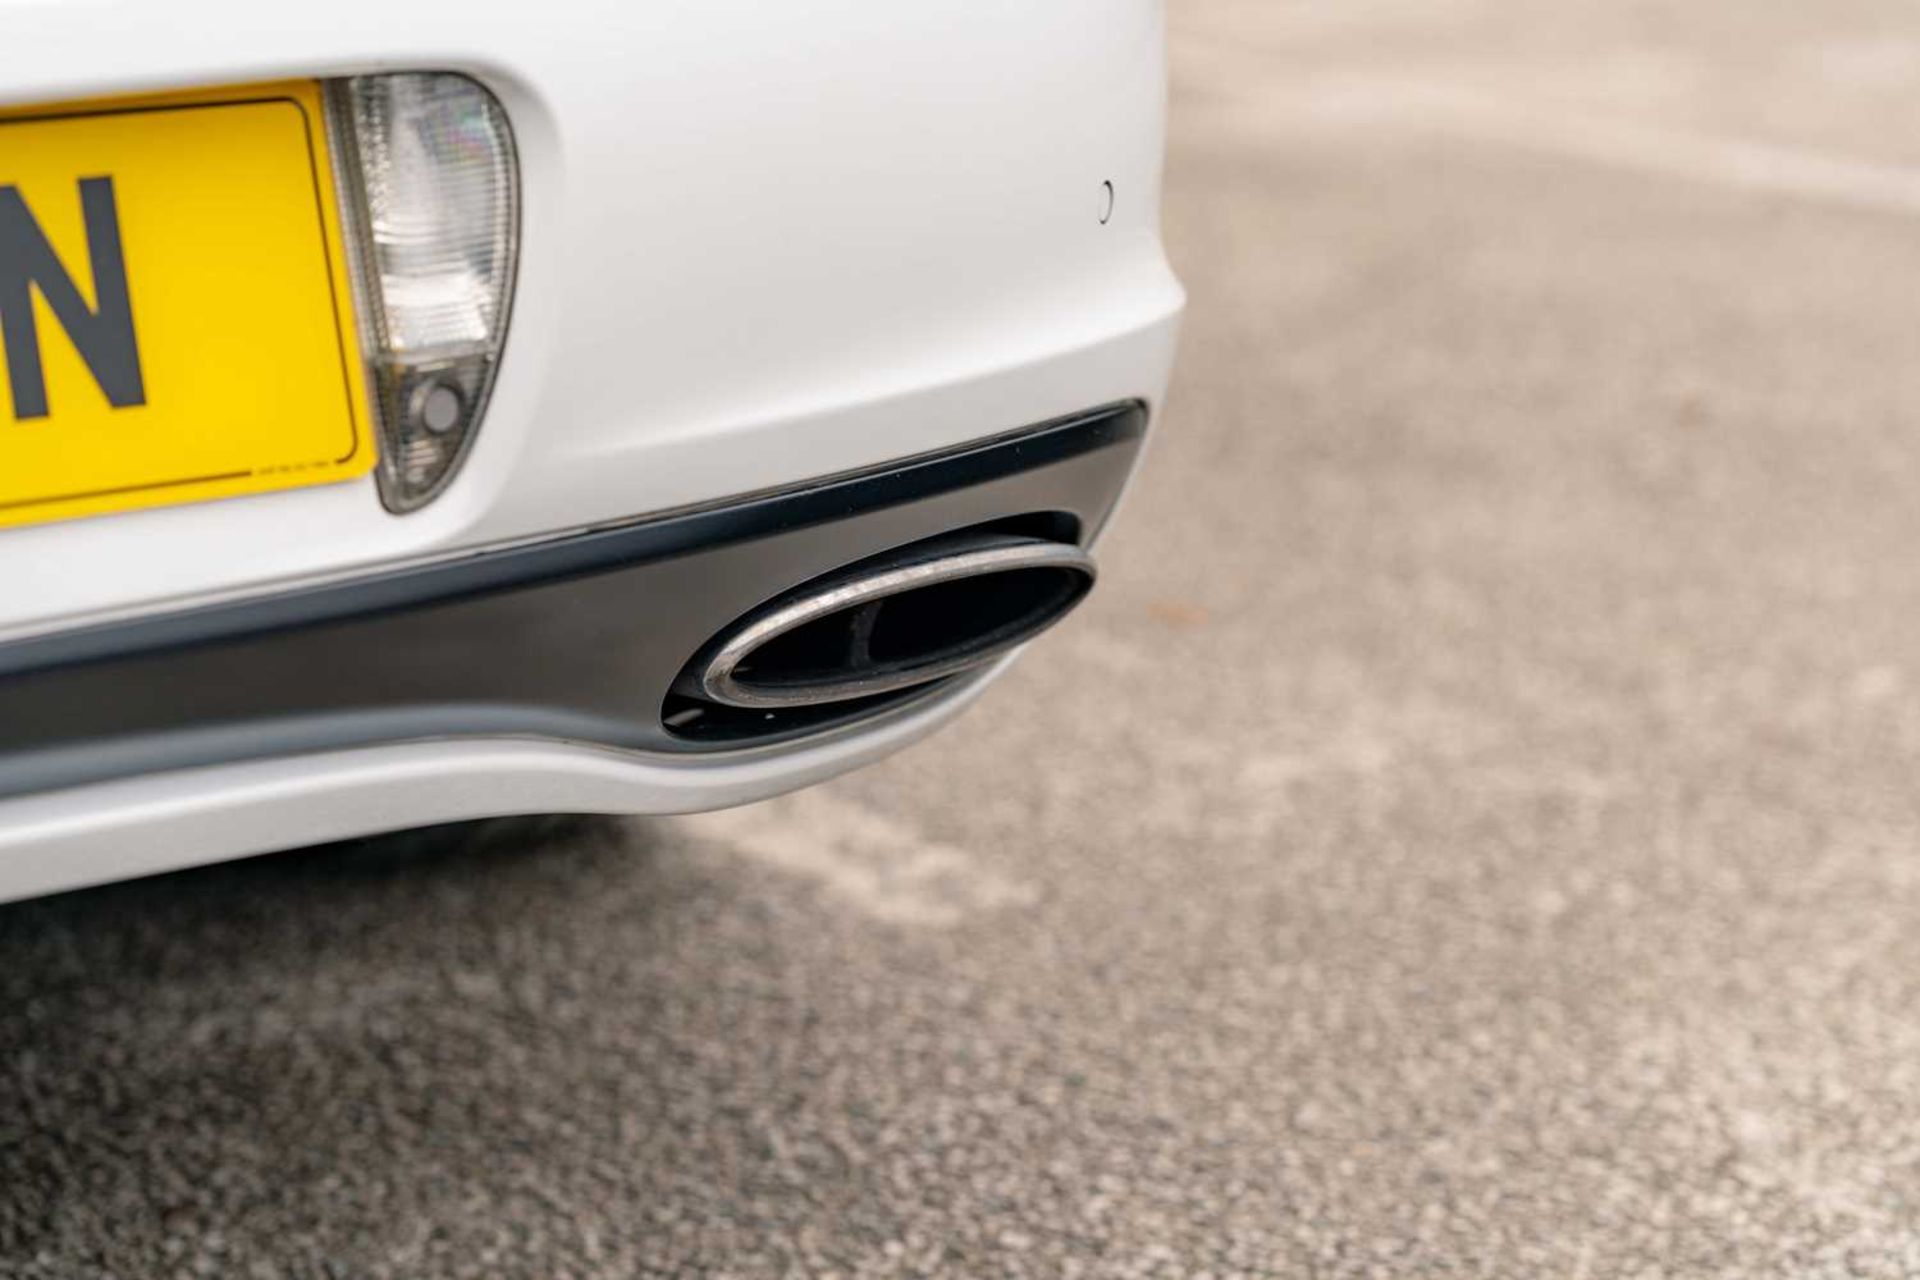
[329,73,518,511]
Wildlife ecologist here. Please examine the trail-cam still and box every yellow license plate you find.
[0,81,375,529]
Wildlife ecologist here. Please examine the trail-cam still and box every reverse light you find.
[327,73,519,512]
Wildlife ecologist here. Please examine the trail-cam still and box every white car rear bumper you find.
[0,693,993,906]
[0,1,1181,899]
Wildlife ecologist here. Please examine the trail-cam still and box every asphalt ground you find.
[11,2,1920,1275]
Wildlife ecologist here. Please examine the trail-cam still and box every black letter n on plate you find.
[0,176,147,421]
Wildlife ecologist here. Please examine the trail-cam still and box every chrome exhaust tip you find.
[680,532,1096,711]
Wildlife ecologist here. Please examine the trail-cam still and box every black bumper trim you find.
[0,404,1144,681]
[0,403,1148,798]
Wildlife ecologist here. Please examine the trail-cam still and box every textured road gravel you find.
[12,2,1920,1275]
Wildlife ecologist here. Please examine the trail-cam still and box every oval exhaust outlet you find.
[682,533,1096,710]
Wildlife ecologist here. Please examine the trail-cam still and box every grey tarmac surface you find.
[11,2,1920,1276]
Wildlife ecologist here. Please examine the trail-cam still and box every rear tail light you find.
[326,73,518,512]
